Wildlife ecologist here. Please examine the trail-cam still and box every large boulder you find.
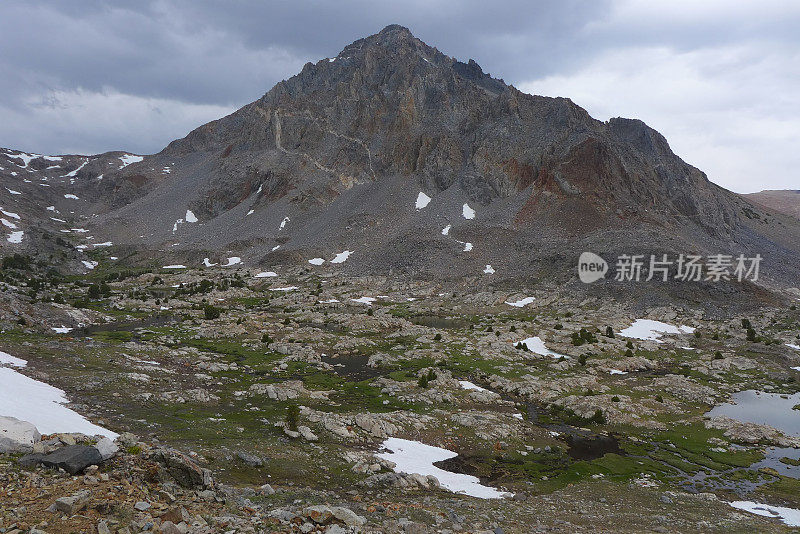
[94,437,119,460]
[0,416,41,453]
[40,445,103,474]
[150,449,213,488]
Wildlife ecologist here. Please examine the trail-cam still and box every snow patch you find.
[163,264,187,269]
[185,210,198,223]
[279,216,290,230]
[330,251,353,264]
[516,337,569,359]
[0,365,117,438]
[7,231,24,243]
[619,319,695,343]
[462,203,475,219]
[459,381,487,392]
[506,297,536,307]
[4,151,39,167]
[62,160,88,178]
[6,188,21,195]
[441,225,451,236]
[118,154,143,168]
[483,265,495,275]
[270,286,298,291]
[787,343,800,351]
[729,501,800,527]
[202,258,217,267]
[351,297,376,305]
[254,271,278,278]
[415,192,431,210]
[52,326,73,334]
[223,257,241,267]
[81,260,98,270]
[308,258,325,266]
[64,194,79,200]
[0,351,27,368]
[376,437,507,499]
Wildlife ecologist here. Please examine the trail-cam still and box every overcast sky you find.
[1,1,798,193]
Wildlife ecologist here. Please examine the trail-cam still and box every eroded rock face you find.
[0,416,41,453]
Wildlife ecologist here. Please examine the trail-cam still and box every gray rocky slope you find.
[2,25,799,289]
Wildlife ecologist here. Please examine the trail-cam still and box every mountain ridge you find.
[1,25,799,290]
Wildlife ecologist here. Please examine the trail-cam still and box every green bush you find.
[203,304,221,320]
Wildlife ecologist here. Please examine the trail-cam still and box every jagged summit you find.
[1,26,799,286]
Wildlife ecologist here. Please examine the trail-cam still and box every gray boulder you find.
[94,436,119,460]
[54,490,91,515]
[0,416,41,453]
[40,445,103,474]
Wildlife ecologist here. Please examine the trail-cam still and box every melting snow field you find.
[483,265,495,275]
[506,297,535,308]
[52,326,73,334]
[787,343,800,351]
[254,271,278,278]
[516,337,569,359]
[223,257,242,267]
[415,192,431,210]
[185,210,198,223]
[377,438,506,499]
[351,296,376,305]
[270,286,298,291]
[619,319,695,342]
[730,501,800,527]
[7,231,23,243]
[441,225,451,236]
[308,258,325,266]
[163,264,187,269]
[0,353,117,438]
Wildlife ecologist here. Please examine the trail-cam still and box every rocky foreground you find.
[3,426,795,534]
[1,256,800,532]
